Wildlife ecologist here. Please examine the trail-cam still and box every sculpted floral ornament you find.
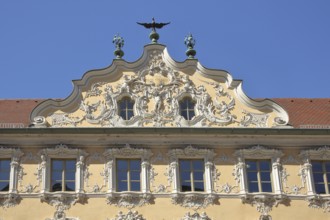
[306,195,330,212]
[181,212,211,220]
[0,193,21,208]
[30,46,288,128]
[45,204,79,220]
[241,194,287,220]
[171,193,217,209]
[40,192,87,210]
[109,210,146,220]
[106,193,153,209]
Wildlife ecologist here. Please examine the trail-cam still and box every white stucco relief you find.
[31,44,289,128]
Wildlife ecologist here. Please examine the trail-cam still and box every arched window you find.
[118,97,134,120]
[180,97,195,120]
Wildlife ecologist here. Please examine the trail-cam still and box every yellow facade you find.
[0,42,329,220]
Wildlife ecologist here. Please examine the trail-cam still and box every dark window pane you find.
[313,173,325,183]
[65,160,76,170]
[260,172,271,181]
[52,160,63,170]
[117,171,127,181]
[0,171,10,180]
[117,181,128,191]
[327,174,330,182]
[246,161,257,171]
[130,171,140,181]
[0,182,9,191]
[0,160,10,170]
[127,111,134,120]
[325,162,330,172]
[194,182,204,192]
[52,182,62,192]
[259,161,271,170]
[261,183,272,192]
[193,172,204,181]
[315,183,326,194]
[117,160,128,171]
[131,182,140,191]
[188,110,195,120]
[65,182,75,191]
[181,111,188,120]
[130,160,141,171]
[181,171,191,181]
[181,182,192,192]
[51,171,62,181]
[65,171,76,181]
[312,162,323,172]
[180,160,190,170]
[247,172,258,181]
[248,182,259,193]
[188,101,195,109]
[192,160,204,170]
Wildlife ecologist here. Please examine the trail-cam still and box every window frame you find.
[179,159,205,192]
[38,144,88,194]
[117,96,135,121]
[116,158,142,192]
[0,147,23,194]
[234,145,284,194]
[179,97,196,121]
[168,146,215,194]
[299,146,330,195]
[50,159,77,192]
[103,144,152,194]
[245,159,273,193]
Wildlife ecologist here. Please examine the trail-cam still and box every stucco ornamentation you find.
[45,204,79,220]
[109,210,146,220]
[306,196,330,212]
[180,212,211,220]
[241,194,287,220]
[40,193,87,210]
[0,193,21,208]
[106,193,153,209]
[171,193,217,209]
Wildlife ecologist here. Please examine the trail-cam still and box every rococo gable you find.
[30,44,289,129]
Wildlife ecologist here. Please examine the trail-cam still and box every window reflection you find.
[179,159,204,192]
[312,161,330,194]
[179,97,195,120]
[51,159,76,192]
[118,97,134,120]
[116,159,141,192]
[246,160,272,193]
[0,159,10,192]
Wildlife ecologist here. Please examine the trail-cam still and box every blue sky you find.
[0,1,329,99]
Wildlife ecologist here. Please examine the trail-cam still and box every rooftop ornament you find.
[184,33,196,59]
[137,18,170,44]
[113,34,125,59]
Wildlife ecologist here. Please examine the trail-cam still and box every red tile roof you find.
[0,98,329,128]
[272,98,330,129]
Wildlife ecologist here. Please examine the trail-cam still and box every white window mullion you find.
[9,157,19,193]
[141,160,150,193]
[205,161,213,193]
[272,159,283,194]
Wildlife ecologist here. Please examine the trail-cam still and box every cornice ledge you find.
[39,192,87,210]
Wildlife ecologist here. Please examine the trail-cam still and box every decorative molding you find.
[45,204,80,220]
[31,44,289,128]
[306,195,330,212]
[40,192,87,210]
[106,193,153,209]
[180,212,211,220]
[219,183,237,194]
[241,194,287,220]
[299,146,330,163]
[233,145,284,160]
[171,193,217,209]
[0,193,21,208]
[109,210,146,220]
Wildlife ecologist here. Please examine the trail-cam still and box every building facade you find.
[0,32,329,220]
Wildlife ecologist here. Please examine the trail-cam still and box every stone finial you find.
[184,33,196,59]
[112,34,124,59]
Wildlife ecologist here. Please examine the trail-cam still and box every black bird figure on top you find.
[137,18,170,32]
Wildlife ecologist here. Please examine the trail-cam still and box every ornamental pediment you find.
[31,44,289,128]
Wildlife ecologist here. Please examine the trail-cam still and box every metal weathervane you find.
[137,18,170,44]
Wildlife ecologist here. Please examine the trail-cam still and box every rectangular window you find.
[51,159,76,192]
[179,159,204,192]
[116,159,141,192]
[312,161,330,194]
[246,160,272,193]
[0,159,10,192]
